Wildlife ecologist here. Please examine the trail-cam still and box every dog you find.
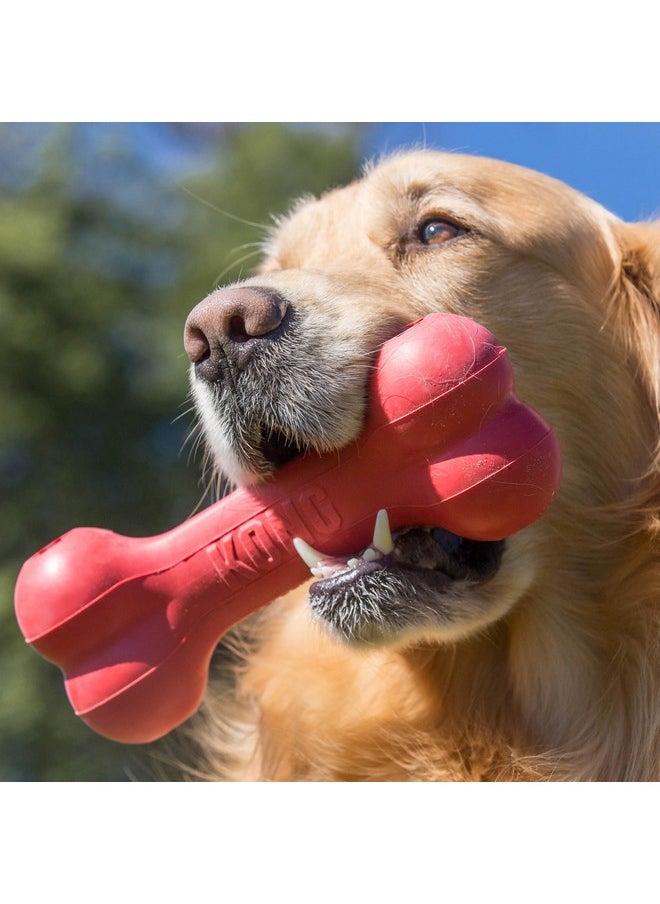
[179,149,659,781]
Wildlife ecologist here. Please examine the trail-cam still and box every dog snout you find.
[184,286,289,382]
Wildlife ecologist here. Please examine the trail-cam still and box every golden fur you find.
[182,150,659,781]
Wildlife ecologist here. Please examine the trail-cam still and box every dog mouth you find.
[195,342,505,644]
[294,511,504,644]
[257,425,307,468]
[253,431,505,645]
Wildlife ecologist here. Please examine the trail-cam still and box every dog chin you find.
[303,527,535,648]
[307,525,541,648]
[308,578,520,649]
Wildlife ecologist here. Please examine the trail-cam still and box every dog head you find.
[184,149,659,648]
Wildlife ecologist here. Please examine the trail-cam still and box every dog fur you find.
[181,149,659,781]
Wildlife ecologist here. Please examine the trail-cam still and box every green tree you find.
[0,122,360,780]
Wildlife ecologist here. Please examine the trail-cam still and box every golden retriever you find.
[180,149,659,781]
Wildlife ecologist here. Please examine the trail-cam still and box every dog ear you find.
[610,221,659,407]
[619,221,660,316]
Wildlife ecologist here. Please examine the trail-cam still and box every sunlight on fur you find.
[177,150,659,781]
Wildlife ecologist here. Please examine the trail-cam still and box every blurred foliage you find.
[0,122,361,780]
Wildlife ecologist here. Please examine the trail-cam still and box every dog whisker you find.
[213,249,264,287]
[180,185,270,232]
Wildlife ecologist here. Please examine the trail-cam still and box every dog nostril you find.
[183,287,290,380]
[184,325,211,364]
[228,315,250,343]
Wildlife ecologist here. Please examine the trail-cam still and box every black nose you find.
[184,287,289,382]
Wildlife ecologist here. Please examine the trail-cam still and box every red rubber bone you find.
[14,313,561,744]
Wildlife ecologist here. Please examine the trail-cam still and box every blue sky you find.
[366,123,660,223]
[126,122,660,224]
[7,123,656,227]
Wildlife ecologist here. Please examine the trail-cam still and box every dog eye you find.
[418,218,466,246]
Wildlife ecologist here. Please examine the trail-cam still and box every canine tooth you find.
[293,537,326,570]
[372,509,394,554]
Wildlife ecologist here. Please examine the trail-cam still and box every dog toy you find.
[14,313,561,744]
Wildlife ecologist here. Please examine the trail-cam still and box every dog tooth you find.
[363,547,380,562]
[293,537,326,570]
[372,509,394,554]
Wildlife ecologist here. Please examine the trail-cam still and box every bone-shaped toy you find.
[14,313,561,744]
